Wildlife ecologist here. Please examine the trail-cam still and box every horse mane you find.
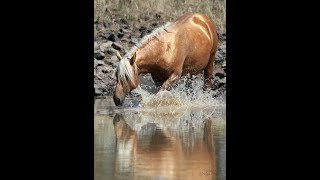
[116,58,138,88]
[124,22,172,59]
[116,22,172,88]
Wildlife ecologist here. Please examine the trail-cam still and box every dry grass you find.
[94,0,226,32]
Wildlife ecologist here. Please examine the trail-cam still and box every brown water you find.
[94,96,226,180]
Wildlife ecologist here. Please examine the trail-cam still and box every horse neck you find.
[134,37,164,74]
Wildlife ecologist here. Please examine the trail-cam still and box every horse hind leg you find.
[185,74,194,95]
[203,54,215,91]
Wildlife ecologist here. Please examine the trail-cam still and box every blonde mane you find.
[116,22,172,88]
[116,58,138,88]
[124,22,172,59]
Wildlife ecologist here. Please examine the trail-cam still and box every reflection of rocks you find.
[94,12,226,96]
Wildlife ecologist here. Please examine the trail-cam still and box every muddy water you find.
[94,96,226,180]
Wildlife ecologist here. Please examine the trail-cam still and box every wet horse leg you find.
[203,54,215,91]
[156,71,182,94]
[155,55,184,95]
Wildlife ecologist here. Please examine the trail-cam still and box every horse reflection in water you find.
[113,112,217,180]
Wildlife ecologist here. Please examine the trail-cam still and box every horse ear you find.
[116,51,122,61]
[129,52,136,65]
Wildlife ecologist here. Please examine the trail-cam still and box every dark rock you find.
[120,18,128,24]
[103,22,108,28]
[155,13,161,20]
[130,38,139,45]
[94,51,105,60]
[151,22,158,27]
[118,32,124,39]
[112,42,123,51]
[212,77,226,91]
[106,48,117,55]
[98,33,107,40]
[216,40,226,62]
[140,29,152,38]
[218,77,226,84]
[142,14,150,21]
[215,72,226,79]
[122,24,129,29]
[139,26,147,32]
[107,33,118,42]
[101,66,113,74]
[120,38,130,43]
[106,59,118,68]
[140,31,148,38]
[217,31,226,41]
[120,28,131,33]
[111,63,118,69]
[97,60,104,66]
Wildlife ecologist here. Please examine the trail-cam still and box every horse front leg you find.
[156,72,181,95]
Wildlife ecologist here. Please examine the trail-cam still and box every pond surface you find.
[94,96,226,180]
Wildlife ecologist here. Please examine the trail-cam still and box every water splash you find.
[120,106,226,134]
[131,74,226,108]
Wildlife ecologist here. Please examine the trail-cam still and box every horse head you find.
[113,51,139,106]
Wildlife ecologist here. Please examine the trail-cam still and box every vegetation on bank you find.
[94,0,226,34]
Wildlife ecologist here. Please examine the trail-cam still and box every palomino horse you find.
[113,13,218,106]
[112,113,217,179]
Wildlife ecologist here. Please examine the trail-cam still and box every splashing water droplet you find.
[130,74,226,109]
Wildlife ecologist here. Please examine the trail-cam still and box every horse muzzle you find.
[113,95,124,106]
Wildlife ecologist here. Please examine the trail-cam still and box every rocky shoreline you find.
[94,13,226,97]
